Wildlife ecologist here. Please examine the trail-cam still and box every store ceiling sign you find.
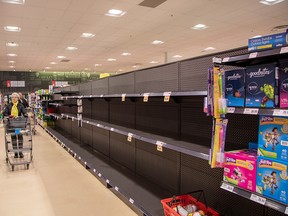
[6,80,25,87]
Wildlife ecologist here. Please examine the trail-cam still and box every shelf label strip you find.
[243,108,259,115]
[285,206,288,215]
[227,107,236,113]
[280,47,288,54]
[127,133,133,142]
[143,93,149,102]
[273,109,288,117]
[222,57,230,63]
[122,94,126,102]
[156,141,164,152]
[221,182,234,192]
[250,194,266,205]
[249,52,258,59]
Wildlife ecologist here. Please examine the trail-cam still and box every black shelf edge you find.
[49,103,77,107]
[226,107,288,117]
[220,181,288,214]
[50,113,210,160]
[61,91,208,100]
[38,123,169,216]
[213,46,288,67]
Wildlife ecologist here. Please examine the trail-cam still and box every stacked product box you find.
[256,115,288,204]
[279,59,288,108]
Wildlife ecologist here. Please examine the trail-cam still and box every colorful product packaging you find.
[256,156,288,204]
[224,69,245,107]
[245,63,278,108]
[279,59,288,108]
[258,115,288,162]
[224,149,257,192]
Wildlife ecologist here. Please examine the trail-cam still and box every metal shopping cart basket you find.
[3,116,33,171]
[25,107,37,135]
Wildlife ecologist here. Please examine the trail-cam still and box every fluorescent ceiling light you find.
[173,55,182,58]
[105,9,126,17]
[150,61,158,64]
[203,47,216,51]
[132,65,140,68]
[9,60,15,63]
[50,62,57,65]
[259,0,284,5]
[1,0,25,4]
[66,46,78,51]
[151,40,164,45]
[121,52,131,56]
[4,26,21,32]
[118,69,123,72]
[81,33,95,38]
[7,53,17,56]
[191,24,208,30]
[9,65,15,68]
[45,67,51,69]
[94,64,102,67]
[57,55,66,59]
[107,58,116,61]
[6,42,19,47]
[84,68,90,71]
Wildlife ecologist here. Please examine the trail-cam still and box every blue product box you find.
[245,63,278,108]
[248,29,288,52]
[258,115,288,162]
[224,69,245,107]
[256,156,288,204]
[279,59,288,108]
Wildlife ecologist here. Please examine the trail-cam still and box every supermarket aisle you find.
[0,123,137,216]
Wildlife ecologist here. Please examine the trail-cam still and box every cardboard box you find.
[256,156,288,204]
[245,63,278,108]
[279,59,288,108]
[224,149,257,192]
[224,69,245,107]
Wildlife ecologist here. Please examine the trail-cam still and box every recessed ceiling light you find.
[94,64,102,67]
[107,58,116,61]
[7,53,17,56]
[57,55,66,59]
[6,42,19,47]
[13,69,16,71]
[259,0,284,5]
[118,69,123,72]
[50,62,57,65]
[4,26,21,32]
[84,68,90,71]
[66,46,78,51]
[150,61,158,64]
[80,33,95,38]
[9,60,15,63]
[9,65,15,68]
[1,0,25,4]
[121,52,131,56]
[105,9,126,17]
[203,47,216,51]
[45,67,51,69]
[132,65,140,68]
[191,24,208,30]
[251,35,262,38]
[151,40,164,45]
[173,55,182,58]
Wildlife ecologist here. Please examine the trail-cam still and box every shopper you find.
[3,92,28,158]
[18,92,29,108]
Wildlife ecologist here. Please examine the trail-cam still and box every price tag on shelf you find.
[106,179,110,184]
[221,182,234,192]
[249,52,258,59]
[66,115,68,119]
[143,93,149,102]
[285,206,288,215]
[129,198,134,204]
[72,117,74,121]
[250,194,266,205]
[100,94,104,98]
[93,169,96,172]
[212,57,222,64]
[97,124,100,127]
[110,128,114,132]
[127,133,133,142]
[273,109,288,117]
[227,107,236,113]
[156,141,164,152]
[222,57,230,63]
[121,94,126,102]
[280,47,288,54]
[163,92,171,102]
[243,108,259,115]
[98,173,102,177]
[115,186,119,192]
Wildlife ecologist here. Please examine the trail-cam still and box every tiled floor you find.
[0,123,137,216]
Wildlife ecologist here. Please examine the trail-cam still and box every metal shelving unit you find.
[226,107,288,117]
[220,182,288,215]
[50,113,210,160]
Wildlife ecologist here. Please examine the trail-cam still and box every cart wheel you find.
[26,164,29,169]
[6,158,8,163]
[12,165,14,171]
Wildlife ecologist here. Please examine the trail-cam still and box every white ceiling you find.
[0,0,287,74]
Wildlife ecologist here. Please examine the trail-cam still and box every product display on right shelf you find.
[280,59,288,108]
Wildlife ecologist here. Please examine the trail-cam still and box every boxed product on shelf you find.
[224,149,257,192]
[245,63,278,108]
[256,156,288,204]
[248,29,288,52]
[224,69,245,107]
[279,59,288,108]
[258,115,288,162]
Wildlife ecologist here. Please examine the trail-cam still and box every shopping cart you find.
[25,107,37,135]
[4,116,33,171]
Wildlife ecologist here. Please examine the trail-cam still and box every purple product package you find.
[280,59,288,108]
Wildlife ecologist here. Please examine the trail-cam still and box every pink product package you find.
[224,150,258,192]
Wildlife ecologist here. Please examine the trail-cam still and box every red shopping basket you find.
[161,190,220,216]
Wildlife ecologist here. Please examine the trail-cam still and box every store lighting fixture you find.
[7,53,17,56]
[105,9,126,17]
[94,64,102,67]
[107,58,116,61]
[6,42,19,47]
[57,55,66,59]
[45,67,51,69]
[252,35,262,38]
[1,0,25,4]
[259,0,285,5]
[9,65,15,68]
[66,46,78,51]
[50,62,57,65]
[9,60,15,63]
[121,52,131,56]
[150,61,158,64]
[13,69,16,71]
[191,24,208,30]
[173,55,182,58]
[132,65,140,68]
[203,47,216,51]
[118,69,123,72]
[80,33,95,38]
[151,40,164,45]
[4,26,21,32]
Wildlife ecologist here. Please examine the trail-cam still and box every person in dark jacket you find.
[18,92,29,108]
[3,92,28,158]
